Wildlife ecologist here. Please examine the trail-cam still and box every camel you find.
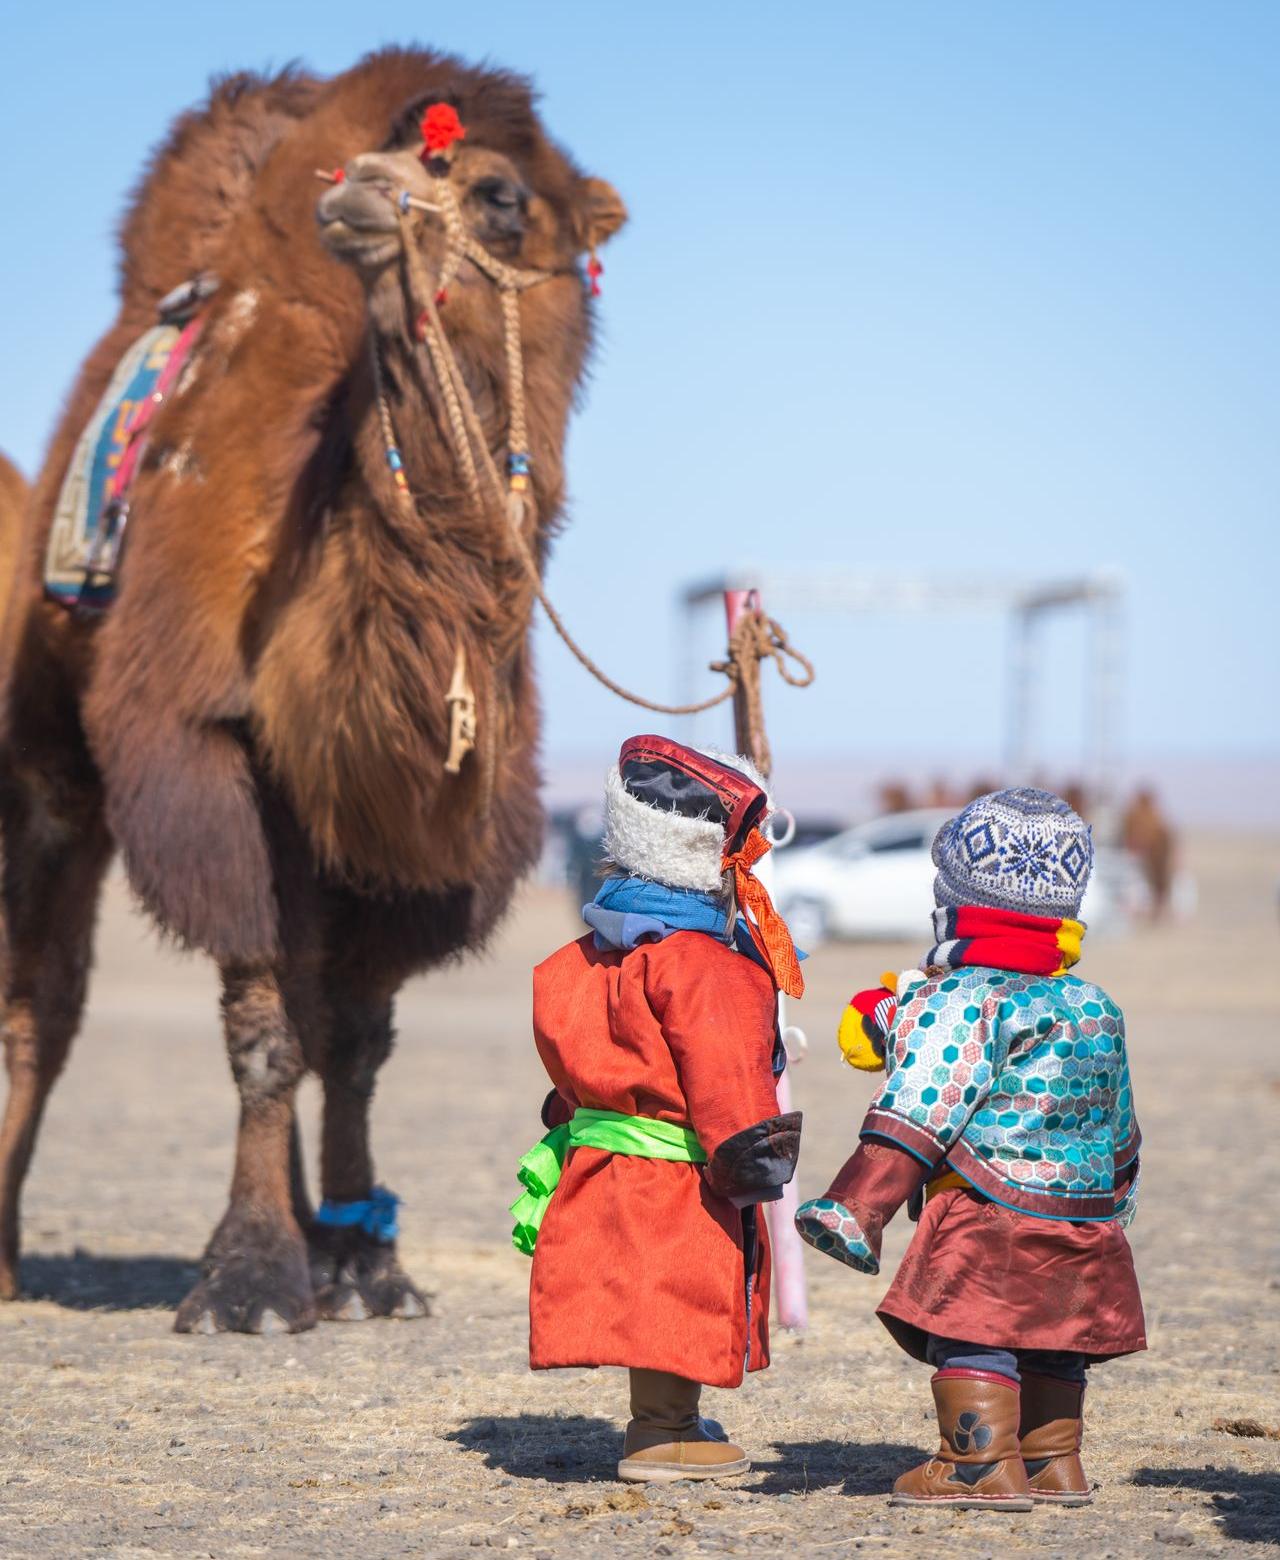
[0,456,26,613]
[0,49,625,1333]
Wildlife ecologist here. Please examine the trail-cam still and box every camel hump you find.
[116,66,321,310]
[0,452,28,620]
[0,451,25,520]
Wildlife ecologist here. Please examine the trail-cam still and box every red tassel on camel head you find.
[421,103,467,161]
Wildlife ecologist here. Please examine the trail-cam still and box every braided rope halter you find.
[320,104,812,798]
[380,105,557,534]
[321,103,570,791]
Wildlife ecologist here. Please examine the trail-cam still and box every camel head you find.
[316,112,625,304]
[315,71,626,521]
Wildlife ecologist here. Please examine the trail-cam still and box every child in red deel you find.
[512,735,804,1482]
[797,788,1144,1511]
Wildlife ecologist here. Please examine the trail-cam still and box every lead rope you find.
[368,143,814,747]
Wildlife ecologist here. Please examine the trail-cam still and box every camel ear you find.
[575,177,627,250]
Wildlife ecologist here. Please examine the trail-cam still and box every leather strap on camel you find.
[323,103,814,798]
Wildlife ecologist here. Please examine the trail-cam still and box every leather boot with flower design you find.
[890,1369,1034,1510]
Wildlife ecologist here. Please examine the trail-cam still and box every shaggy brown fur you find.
[0,455,26,616]
[0,49,624,1332]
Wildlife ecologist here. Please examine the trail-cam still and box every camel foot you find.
[0,1265,19,1302]
[309,1227,431,1322]
[175,1216,316,1336]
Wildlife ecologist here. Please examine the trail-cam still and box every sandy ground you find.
[0,831,1277,1557]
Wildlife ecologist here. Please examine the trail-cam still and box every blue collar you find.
[583,875,775,974]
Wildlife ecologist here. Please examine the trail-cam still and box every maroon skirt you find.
[878,1187,1146,1362]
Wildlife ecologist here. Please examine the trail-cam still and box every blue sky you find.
[3,1,1276,786]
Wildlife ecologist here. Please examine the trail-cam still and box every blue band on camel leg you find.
[314,1185,401,1243]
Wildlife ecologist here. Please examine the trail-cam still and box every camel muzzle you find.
[316,180,400,237]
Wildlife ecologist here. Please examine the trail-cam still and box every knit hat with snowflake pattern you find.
[931,788,1094,919]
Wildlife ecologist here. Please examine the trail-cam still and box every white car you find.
[773,809,1146,948]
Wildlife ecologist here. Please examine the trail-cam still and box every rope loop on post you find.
[708,611,815,775]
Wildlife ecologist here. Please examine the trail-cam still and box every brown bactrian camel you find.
[0,49,625,1333]
[0,455,26,612]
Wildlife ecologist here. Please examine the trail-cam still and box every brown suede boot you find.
[890,1370,1034,1510]
[617,1368,750,1482]
[1019,1372,1092,1506]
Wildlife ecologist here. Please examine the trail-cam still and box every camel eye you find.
[473,176,524,212]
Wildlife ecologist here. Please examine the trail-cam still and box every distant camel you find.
[0,49,625,1333]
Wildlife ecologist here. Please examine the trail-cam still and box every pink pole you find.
[769,1056,808,1331]
[723,589,809,1332]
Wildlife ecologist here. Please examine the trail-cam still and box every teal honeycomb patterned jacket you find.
[861,966,1140,1221]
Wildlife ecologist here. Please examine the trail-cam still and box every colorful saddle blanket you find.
[44,279,211,610]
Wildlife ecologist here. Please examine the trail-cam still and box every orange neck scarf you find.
[724,827,805,999]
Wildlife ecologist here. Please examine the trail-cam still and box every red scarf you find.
[924,904,1084,978]
[848,904,1084,1044]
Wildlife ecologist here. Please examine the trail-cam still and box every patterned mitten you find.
[794,1196,880,1273]
[794,1140,926,1275]
[837,970,928,1071]
[837,977,895,1071]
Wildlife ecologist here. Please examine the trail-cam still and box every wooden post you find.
[723,590,809,1333]
[723,589,766,772]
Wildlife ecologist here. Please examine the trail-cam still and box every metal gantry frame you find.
[679,568,1126,816]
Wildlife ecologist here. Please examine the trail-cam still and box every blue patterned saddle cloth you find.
[43,276,214,610]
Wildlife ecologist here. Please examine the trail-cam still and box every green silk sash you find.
[510,1107,706,1255]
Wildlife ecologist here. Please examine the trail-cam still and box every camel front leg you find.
[174,967,315,1335]
[308,980,429,1322]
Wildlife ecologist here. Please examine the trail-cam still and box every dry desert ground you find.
[1,830,1277,1557]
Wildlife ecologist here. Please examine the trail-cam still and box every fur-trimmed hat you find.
[603,735,771,893]
[932,787,1094,919]
[602,735,804,998]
